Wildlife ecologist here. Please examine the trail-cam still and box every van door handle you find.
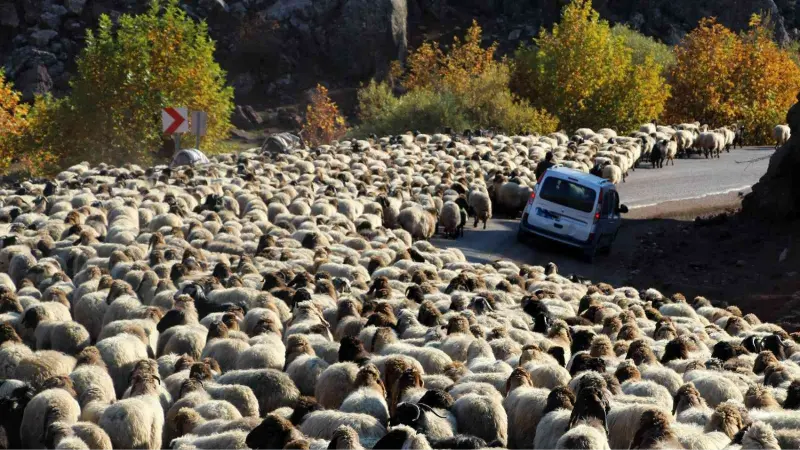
[554,224,563,229]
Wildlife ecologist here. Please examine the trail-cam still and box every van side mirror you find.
[617,204,629,214]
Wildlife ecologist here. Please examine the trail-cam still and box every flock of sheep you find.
[0,126,796,450]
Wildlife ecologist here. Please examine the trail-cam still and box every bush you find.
[512,0,670,133]
[611,25,675,71]
[21,0,233,167]
[302,84,348,146]
[356,80,399,124]
[0,70,29,172]
[353,87,470,137]
[665,16,800,144]
[355,21,558,136]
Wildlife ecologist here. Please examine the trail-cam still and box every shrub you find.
[357,80,399,123]
[21,0,233,167]
[353,87,469,137]
[355,20,558,136]
[512,0,670,133]
[0,70,29,171]
[302,84,348,147]
[611,25,675,71]
[665,16,800,144]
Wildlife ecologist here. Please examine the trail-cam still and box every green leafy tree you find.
[512,0,670,132]
[611,25,675,71]
[26,0,233,166]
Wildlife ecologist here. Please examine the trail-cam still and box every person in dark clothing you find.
[535,152,556,182]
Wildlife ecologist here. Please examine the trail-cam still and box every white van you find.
[517,167,629,260]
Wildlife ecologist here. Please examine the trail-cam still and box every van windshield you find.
[539,177,597,213]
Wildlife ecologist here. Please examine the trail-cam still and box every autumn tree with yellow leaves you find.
[356,21,558,136]
[302,85,348,147]
[21,0,233,167]
[0,71,58,175]
[666,16,800,144]
[0,71,28,171]
[512,0,670,133]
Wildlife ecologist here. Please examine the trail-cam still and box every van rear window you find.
[539,177,597,213]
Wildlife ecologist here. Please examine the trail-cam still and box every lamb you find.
[773,124,791,148]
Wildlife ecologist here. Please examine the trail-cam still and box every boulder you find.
[64,0,87,15]
[232,105,255,130]
[0,1,19,28]
[264,0,408,80]
[17,64,53,101]
[743,92,800,219]
[29,29,59,47]
[242,105,263,126]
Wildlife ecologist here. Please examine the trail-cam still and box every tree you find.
[665,16,800,143]
[664,18,742,129]
[302,85,347,147]
[512,0,670,132]
[0,70,28,171]
[356,20,558,136]
[26,0,234,167]
[611,25,675,71]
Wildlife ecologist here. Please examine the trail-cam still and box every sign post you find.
[191,111,208,150]
[162,107,189,153]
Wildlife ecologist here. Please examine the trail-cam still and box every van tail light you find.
[526,191,536,207]
[594,193,603,223]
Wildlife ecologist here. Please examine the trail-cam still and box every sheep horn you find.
[778,335,793,348]
[417,403,448,419]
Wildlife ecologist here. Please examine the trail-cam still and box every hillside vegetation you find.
[1,0,800,176]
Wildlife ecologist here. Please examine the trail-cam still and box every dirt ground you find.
[623,196,800,331]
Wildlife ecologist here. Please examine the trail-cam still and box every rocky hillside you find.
[2,0,797,106]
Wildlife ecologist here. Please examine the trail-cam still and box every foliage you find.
[611,25,675,70]
[302,84,348,147]
[20,0,233,167]
[0,71,29,172]
[0,72,59,176]
[356,20,558,136]
[512,0,670,133]
[357,80,399,124]
[665,16,800,144]
[353,87,470,137]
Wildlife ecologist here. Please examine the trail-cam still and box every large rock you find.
[64,0,87,15]
[29,29,59,47]
[264,0,407,81]
[0,2,19,28]
[17,64,53,101]
[743,92,800,219]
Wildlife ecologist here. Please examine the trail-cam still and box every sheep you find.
[20,385,81,449]
[439,201,461,239]
[773,124,791,148]
[216,368,300,415]
[452,393,508,446]
[397,206,438,241]
[298,410,387,448]
[468,189,492,230]
[98,374,164,450]
[45,421,113,450]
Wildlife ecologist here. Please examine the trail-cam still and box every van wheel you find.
[517,229,527,243]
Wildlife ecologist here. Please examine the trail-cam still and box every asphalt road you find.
[616,147,774,208]
[431,146,775,284]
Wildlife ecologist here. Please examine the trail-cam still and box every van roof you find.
[544,166,613,189]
